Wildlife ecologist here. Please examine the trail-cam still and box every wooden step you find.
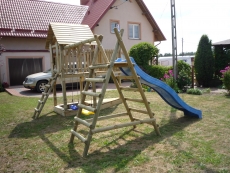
[78,104,96,112]
[116,76,140,80]
[89,64,110,69]
[81,91,101,97]
[119,86,145,92]
[92,118,156,134]
[74,117,92,128]
[125,98,145,103]
[45,84,51,88]
[70,130,87,143]
[42,92,48,96]
[38,100,44,104]
[85,78,105,83]
[34,108,40,112]
[130,108,154,115]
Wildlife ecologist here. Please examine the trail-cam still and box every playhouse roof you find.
[0,0,88,38]
[45,23,94,49]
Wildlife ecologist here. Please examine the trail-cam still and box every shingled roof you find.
[0,0,88,38]
[81,0,166,41]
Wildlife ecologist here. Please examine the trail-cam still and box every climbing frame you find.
[70,28,160,157]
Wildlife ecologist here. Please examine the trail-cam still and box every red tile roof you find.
[0,0,88,38]
[81,0,165,41]
[81,0,116,29]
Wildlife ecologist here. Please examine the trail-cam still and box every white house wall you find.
[93,0,155,51]
[2,37,46,50]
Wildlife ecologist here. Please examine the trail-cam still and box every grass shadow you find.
[8,111,74,138]
[64,115,202,172]
[8,108,212,172]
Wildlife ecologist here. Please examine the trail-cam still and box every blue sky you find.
[46,0,230,54]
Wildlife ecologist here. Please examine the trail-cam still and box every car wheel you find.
[36,81,48,93]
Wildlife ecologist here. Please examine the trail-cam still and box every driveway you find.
[5,82,133,97]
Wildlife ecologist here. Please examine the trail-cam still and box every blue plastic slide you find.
[115,57,202,119]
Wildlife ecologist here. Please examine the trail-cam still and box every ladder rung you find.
[78,104,96,112]
[92,118,156,134]
[113,62,129,67]
[70,130,87,143]
[116,76,140,80]
[82,91,101,97]
[85,78,105,83]
[86,112,128,123]
[45,84,51,88]
[34,108,40,112]
[120,86,144,91]
[42,92,48,96]
[38,100,44,104]
[74,117,92,128]
[89,64,110,69]
[130,108,154,115]
[125,98,145,103]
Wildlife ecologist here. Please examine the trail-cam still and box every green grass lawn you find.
[0,90,230,173]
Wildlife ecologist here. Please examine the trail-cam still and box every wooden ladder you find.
[33,71,59,119]
[70,28,160,157]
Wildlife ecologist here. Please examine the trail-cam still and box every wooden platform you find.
[54,98,122,116]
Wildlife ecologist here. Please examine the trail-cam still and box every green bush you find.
[194,35,214,87]
[129,42,158,68]
[177,60,192,90]
[145,65,172,80]
[186,88,202,95]
[214,46,230,77]
[220,66,230,95]
[0,85,4,92]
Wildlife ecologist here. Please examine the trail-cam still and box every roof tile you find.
[82,0,116,29]
[0,0,88,38]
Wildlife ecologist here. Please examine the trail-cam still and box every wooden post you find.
[192,65,194,89]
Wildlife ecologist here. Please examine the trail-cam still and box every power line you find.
[160,0,169,19]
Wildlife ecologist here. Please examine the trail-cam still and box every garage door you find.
[9,58,42,86]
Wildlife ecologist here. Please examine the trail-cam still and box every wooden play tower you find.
[33,23,121,119]
[69,28,161,157]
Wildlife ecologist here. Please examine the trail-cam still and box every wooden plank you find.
[125,98,145,103]
[74,117,92,128]
[86,112,127,122]
[92,118,156,134]
[70,130,87,143]
[130,108,155,115]
[85,78,105,83]
[82,91,101,97]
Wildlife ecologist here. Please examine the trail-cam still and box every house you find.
[80,0,166,50]
[212,39,230,76]
[0,0,166,86]
[158,56,194,66]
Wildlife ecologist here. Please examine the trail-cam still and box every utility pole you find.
[170,0,177,80]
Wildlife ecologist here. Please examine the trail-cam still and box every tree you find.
[164,53,172,57]
[194,35,214,87]
[129,42,159,67]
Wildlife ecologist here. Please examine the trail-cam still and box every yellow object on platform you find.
[82,109,95,116]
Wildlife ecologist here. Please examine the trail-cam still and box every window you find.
[110,20,120,33]
[128,23,140,39]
